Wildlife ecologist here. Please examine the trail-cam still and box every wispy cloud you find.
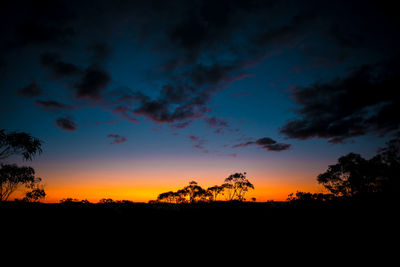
[107,134,127,144]
[55,116,78,131]
[233,137,291,152]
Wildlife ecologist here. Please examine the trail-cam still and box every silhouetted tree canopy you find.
[0,129,42,161]
[157,191,174,203]
[60,198,86,204]
[183,181,207,203]
[207,185,224,201]
[99,198,114,204]
[23,187,46,202]
[157,181,209,203]
[156,173,255,203]
[0,129,45,201]
[287,191,335,202]
[0,164,42,201]
[317,138,400,199]
[222,172,254,201]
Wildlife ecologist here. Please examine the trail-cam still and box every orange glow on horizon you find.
[10,178,322,203]
[40,183,322,203]
[20,157,326,203]
[36,174,323,203]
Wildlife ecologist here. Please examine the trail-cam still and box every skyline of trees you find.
[156,172,255,203]
[289,137,400,202]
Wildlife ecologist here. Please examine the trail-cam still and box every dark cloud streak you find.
[107,134,127,144]
[74,67,111,100]
[35,100,74,113]
[233,137,291,152]
[280,60,400,143]
[55,116,78,131]
[40,52,81,79]
[17,82,42,98]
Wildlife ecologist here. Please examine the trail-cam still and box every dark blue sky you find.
[1,0,399,201]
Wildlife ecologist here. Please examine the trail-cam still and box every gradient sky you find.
[1,0,399,202]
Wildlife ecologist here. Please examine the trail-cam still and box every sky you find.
[1,0,399,202]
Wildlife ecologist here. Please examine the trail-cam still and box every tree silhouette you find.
[372,138,400,196]
[317,153,371,197]
[60,198,82,204]
[317,137,400,199]
[0,129,45,201]
[155,173,255,204]
[176,189,189,203]
[23,187,46,202]
[207,185,224,201]
[287,191,335,202]
[157,191,183,203]
[0,129,42,161]
[182,181,207,203]
[99,198,114,204]
[222,172,254,201]
[0,164,42,201]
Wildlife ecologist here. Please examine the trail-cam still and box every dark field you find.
[2,200,397,258]
[2,200,396,232]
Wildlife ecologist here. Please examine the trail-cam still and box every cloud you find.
[203,116,232,134]
[6,1,319,131]
[114,2,316,127]
[171,121,192,129]
[189,135,207,151]
[204,116,230,128]
[105,2,313,127]
[328,24,366,49]
[4,0,400,139]
[112,106,139,123]
[40,52,81,78]
[187,63,240,86]
[35,100,74,112]
[17,82,42,97]
[233,137,291,152]
[160,84,192,104]
[55,116,78,131]
[10,21,75,49]
[189,135,200,141]
[166,1,236,61]
[280,59,400,143]
[107,134,127,144]
[132,94,208,123]
[3,0,76,49]
[123,61,252,126]
[72,42,112,100]
[130,85,210,123]
[88,42,112,65]
[256,12,316,48]
[74,66,111,100]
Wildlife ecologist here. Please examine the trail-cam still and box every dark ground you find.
[2,199,396,231]
[2,200,395,262]
[1,199,397,257]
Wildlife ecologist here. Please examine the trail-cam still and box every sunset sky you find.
[1,0,399,202]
